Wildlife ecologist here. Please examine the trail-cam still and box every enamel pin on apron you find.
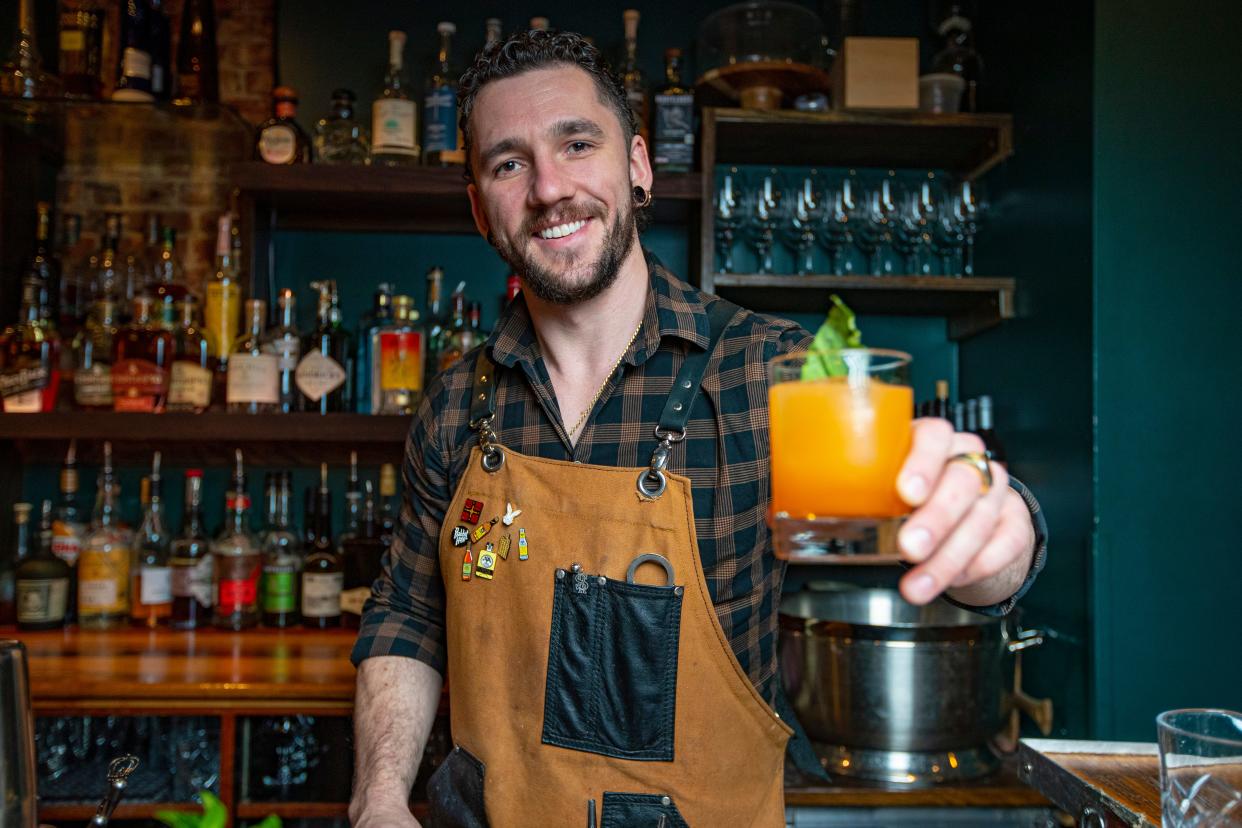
[476,548,497,580]
[451,526,470,547]
[502,502,522,526]
[461,549,473,580]
[461,499,484,525]
[517,527,529,560]
[470,516,499,544]
[496,534,512,560]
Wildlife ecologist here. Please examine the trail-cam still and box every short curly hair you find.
[457,28,637,183]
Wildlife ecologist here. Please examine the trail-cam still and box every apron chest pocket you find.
[541,568,683,761]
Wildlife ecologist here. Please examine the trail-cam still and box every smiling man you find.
[349,30,1047,828]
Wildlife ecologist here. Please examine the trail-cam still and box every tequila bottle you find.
[314,88,369,164]
[423,22,461,167]
[653,48,695,173]
[255,86,312,164]
[212,449,261,630]
[170,469,212,630]
[370,30,419,166]
[79,442,131,629]
[131,454,172,628]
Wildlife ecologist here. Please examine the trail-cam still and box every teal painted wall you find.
[1091,0,1242,739]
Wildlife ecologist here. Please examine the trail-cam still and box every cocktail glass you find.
[768,348,913,561]
[1158,709,1242,827]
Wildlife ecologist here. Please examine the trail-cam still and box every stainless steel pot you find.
[779,588,1043,785]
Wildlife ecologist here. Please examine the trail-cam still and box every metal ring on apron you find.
[481,445,505,472]
[625,553,675,586]
[636,468,667,498]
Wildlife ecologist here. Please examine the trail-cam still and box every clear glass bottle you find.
[423,22,461,167]
[1,276,61,413]
[174,0,218,104]
[212,449,261,630]
[314,88,369,164]
[355,283,394,414]
[51,440,85,623]
[341,480,384,629]
[58,0,105,100]
[423,266,446,385]
[436,283,469,374]
[621,10,648,146]
[94,214,123,305]
[151,226,187,323]
[374,295,423,415]
[0,0,63,98]
[931,4,982,113]
[72,297,118,410]
[339,451,362,549]
[79,442,131,629]
[652,48,695,173]
[131,453,172,627]
[255,86,312,164]
[262,288,302,414]
[111,295,172,412]
[113,0,154,101]
[301,463,342,629]
[166,296,214,412]
[58,213,89,340]
[297,280,350,414]
[16,501,71,630]
[170,468,212,630]
[205,213,242,400]
[260,471,301,628]
[24,201,61,329]
[227,298,278,414]
[370,30,419,166]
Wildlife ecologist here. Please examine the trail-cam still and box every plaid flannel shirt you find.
[353,254,1049,704]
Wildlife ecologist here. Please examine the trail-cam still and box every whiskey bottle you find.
[212,449,261,630]
[174,0,218,105]
[16,501,71,630]
[374,295,422,415]
[151,226,187,323]
[423,22,461,167]
[51,440,86,623]
[131,454,172,628]
[165,296,213,413]
[297,280,350,414]
[255,86,312,164]
[370,30,419,166]
[111,294,172,412]
[1,276,61,413]
[170,468,212,630]
[653,48,694,173]
[314,88,369,165]
[79,442,131,629]
[262,288,302,413]
[113,0,154,101]
[260,471,301,628]
[227,298,279,414]
[72,298,117,410]
[621,10,649,146]
[355,283,394,414]
[0,0,62,99]
[341,480,384,629]
[423,266,446,384]
[302,463,343,629]
[205,213,242,396]
[23,201,61,325]
[58,1,106,100]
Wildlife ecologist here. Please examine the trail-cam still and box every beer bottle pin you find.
[470,516,499,544]
[518,527,529,561]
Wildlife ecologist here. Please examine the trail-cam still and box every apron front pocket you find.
[601,791,689,827]
[426,744,488,828]
[542,568,683,761]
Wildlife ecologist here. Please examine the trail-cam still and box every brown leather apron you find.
[425,301,791,827]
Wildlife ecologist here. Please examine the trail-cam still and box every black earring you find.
[486,231,495,247]
[632,185,652,208]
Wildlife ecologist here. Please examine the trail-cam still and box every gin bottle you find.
[297,281,350,414]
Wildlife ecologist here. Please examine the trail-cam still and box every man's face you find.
[466,65,649,306]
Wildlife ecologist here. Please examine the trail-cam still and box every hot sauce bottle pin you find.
[461,549,473,581]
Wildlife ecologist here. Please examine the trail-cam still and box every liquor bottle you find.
[58,1,105,99]
[621,10,649,146]
[212,449,261,630]
[79,442,131,629]
[0,0,62,99]
[370,30,419,167]
[262,288,301,414]
[355,283,394,414]
[72,297,118,410]
[58,213,88,338]
[113,0,154,102]
[16,501,71,630]
[423,22,461,167]
[165,296,213,412]
[302,485,318,551]
[931,3,982,113]
[965,397,979,434]
[485,18,502,47]
[378,462,398,549]
[23,202,61,325]
[977,395,1007,467]
[260,471,301,628]
[436,283,469,373]
[932,379,951,420]
[147,0,171,101]
[374,295,422,415]
[131,454,172,627]
[151,227,186,322]
[340,451,362,549]
[170,468,212,629]
[466,302,484,346]
[297,280,350,414]
[423,266,446,383]
[302,463,343,629]
[652,48,694,173]
[111,294,172,412]
[952,401,965,432]
[227,299,278,414]
[501,272,521,315]
[205,213,242,383]
[341,480,384,629]
[255,86,312,164]
[314,88,369,164]
[1,276,61,413]
[52,440,85,622]
[174,0,218,104]
[529,17,550,32]
[94,213,123,305]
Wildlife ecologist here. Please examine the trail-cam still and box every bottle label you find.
[172,556,214,607]
[339,586,370,617]
[60,29,86,52]
[218,575,259,612]
[0,364,50,398]
[51,521,85,566]
[168,361,212,409]
[372,98,417,153]
[301,572,344,617]
[205,281,242,361]
[295,350,347,401]
[423,85,457,152]
[74,363,114,407]
[262,566,297,613]
[654,93,695,168]
[379,330,423,392]
[2,389,43,413]
[263,337,301,372]
[259,124,298,164]
[226,353,280,404]
[17,578,68,624]
[111,358,168,412]
[139,565,172,605]
[122,47,152,81]
[79,542,129,614]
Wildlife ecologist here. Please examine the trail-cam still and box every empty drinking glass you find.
[744,168,784,275]
[714,166,743,273]
[819,174,857,275]
[1158,709,1242,827]
[783,171,822,275]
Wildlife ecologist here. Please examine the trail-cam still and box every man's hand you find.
[894,418,1036,607]
[350,798,423,828]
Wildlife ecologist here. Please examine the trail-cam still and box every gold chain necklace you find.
[566,320,644,440]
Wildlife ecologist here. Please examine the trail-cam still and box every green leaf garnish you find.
[801,295,864,380]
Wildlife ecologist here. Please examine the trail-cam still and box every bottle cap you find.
[438,21,456,35]
[186,468,204,478]
[272,85,299,102]
[935,379,949,398]
[13,502,32,523]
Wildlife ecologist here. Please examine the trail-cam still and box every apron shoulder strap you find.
[469,349,498,428]
[656,298,741,436]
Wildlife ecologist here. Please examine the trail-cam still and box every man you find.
[350,30,1046,828]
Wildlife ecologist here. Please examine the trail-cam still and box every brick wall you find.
[58,0,274,297]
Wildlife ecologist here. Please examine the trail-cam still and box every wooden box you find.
[833,37,919,111]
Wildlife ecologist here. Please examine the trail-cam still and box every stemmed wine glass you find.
[853,175,897,275]
[714,166,742,273]
[892,176,937,275]
[930,180,964,276]
[819,173,858,275]
[783,171,822,275]
[744,168,784,275]
[954,179,987,276]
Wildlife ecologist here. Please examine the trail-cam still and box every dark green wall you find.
[1091,0,1242,738]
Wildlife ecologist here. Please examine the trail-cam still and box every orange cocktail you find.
[768,349,913,559]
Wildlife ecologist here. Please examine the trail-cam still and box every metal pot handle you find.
[1007,628,1045,653]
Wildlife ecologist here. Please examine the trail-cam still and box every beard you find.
[490,192,637,306]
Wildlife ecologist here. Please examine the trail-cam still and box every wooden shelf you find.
[705,274,1015,339]
[232,162,701,233]
[707,108,1014,179]
[0,411,410,465]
